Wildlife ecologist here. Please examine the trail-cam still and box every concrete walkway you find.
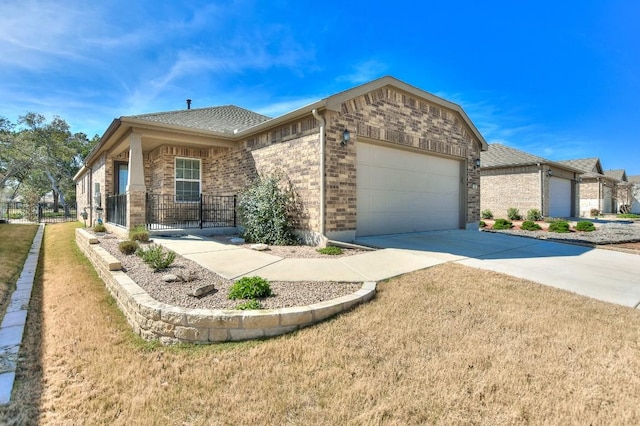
[155,230,640,309]
[152,235,445,282]
[0,224,44,405]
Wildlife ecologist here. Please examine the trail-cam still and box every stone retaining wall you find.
[75,228,376,344]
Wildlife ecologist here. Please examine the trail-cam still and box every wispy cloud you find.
[337,60,388,84]
[436,90,594,161]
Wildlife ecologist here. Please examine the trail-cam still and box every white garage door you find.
[549,177,572,217]
[356,143,461,236]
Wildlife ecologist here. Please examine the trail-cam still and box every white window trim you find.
[175,157,201,203]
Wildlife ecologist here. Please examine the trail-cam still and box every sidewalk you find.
[152,235,445,282]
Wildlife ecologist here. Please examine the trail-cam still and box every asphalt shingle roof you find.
[556,158,601,174]
[629,175,640,184]
[480,144,549,168]
[127,105,272,134]
[604,169,627,181]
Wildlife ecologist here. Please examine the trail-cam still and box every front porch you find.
[105,193,237,233]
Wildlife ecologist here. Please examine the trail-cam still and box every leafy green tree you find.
[0,113,97,209]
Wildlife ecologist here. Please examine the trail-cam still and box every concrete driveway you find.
[355,230,640,308]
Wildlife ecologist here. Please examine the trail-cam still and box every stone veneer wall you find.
[481,166,542,219]
[75,228,375,344]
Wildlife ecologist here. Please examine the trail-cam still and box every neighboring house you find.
[74,76,488,244]
[480,144,582,218]
[604,169,632,213]
[556,158,621,215]
[629,175,640,213]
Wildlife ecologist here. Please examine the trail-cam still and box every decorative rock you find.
[230,237,245,244]
[189,284,217,298]
[162,274,178,282]
[250,243,269,251]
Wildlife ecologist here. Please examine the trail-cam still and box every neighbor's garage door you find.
[549,177,572,217]
[356,142,461,236]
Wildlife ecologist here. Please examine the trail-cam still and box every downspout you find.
[312,109,326,237]
[538,163,544,216]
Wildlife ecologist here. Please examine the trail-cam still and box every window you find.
[114,162,128,194]
[175,158,201,202]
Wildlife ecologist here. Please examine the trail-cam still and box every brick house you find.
[556,158,628,215]
[74,76,487,244]
[480,144,582,219]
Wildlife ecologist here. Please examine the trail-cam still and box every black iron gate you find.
[0,202,78,224]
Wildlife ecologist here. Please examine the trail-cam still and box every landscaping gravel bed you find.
[96,235,362,310]
[484,221,640,245]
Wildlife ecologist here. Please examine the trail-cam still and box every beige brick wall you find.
[481,166,542,219]
[324,86,483,232]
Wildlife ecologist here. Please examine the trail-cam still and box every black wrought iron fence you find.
[106,194,127,227]
[145,194,236,230]
[0,202,77,223]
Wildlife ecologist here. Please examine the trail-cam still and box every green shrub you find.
[136,244,176,271]
[93,223,107,233]
[234,300,263,310]
[507,208,521,221]
[590,208,600,217]
[118,240,140,255]
[481,209,493,220]
[548,220,570,233]
[129,225,150,243]
[238,174,299,245]
[526,209,543,221]
[492,219,513,230]
[575,221,596,232]
[228,276,272,300]
[316,246,343,255]
[8,212,23,219]
[521,220,542,231]
[479,220,486,228]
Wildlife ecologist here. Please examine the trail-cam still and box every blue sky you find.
[2,0,639,174]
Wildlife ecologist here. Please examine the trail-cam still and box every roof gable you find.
[556,158,602,174]
[323,76,488,150]
[604,169,627,182]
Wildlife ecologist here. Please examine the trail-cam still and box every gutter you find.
[311,109,326,237]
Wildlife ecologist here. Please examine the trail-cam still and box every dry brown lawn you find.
[2,222,640,425]
[0,223,38,316]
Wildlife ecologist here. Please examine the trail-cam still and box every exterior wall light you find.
[475,158,481,169]
[547,170,553,177]
[341,129,351,146]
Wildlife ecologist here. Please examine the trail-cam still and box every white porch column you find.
[126,132,146,229]
[127,133,146,192]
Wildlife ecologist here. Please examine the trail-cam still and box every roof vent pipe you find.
[186,99,192,109]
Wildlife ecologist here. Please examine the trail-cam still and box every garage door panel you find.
[549,177,571,217]
[357,143,461,236]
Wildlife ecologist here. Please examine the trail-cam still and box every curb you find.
[0,223,44,406]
